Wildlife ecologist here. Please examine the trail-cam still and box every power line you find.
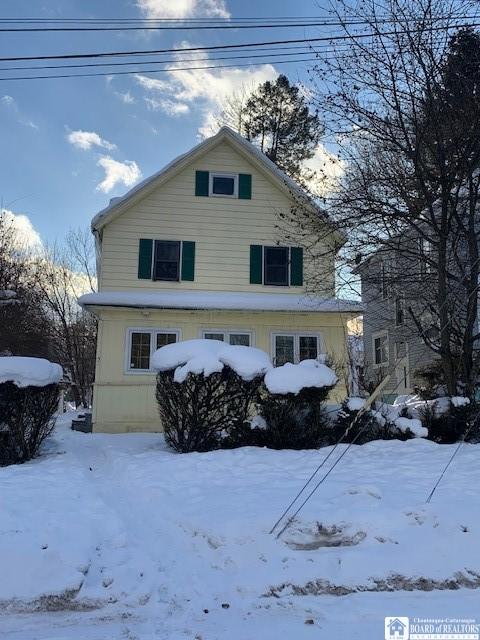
[0,20,413,33]
[1,22,477,64]
[0,56,321,82]
[425,409,480,503]
[1,15,476,32]
[269,292,457,539]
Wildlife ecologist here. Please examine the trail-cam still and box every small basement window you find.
[209,172,238,197]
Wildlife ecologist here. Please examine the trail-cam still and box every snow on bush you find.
[152,339,272,383]
[154,340,269,453]
[0,356,62,388]
[347,396,366,412]
[394,417,428,438]
[372,403,428,439]
[264,359,337,395]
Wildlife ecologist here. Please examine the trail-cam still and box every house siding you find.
[99,141,335,296]
[92,307,350,433]
[361,257,438,398]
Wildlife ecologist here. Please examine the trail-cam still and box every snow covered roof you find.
[91,126,335,235]
[0,356,63,388]
[78,290,363,314]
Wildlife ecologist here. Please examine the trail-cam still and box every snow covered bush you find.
[417,397,479,444]
[153,340,271,453]
[0,357,62,466]
[251,360,338,450]
[327,397,424,446]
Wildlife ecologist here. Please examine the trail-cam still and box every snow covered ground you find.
[1,413,480,639]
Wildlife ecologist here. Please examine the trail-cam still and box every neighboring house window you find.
[272,333,321,365]
[394,341,407,359]
[373,332,388,366]
[381,261,390,299]
[209,172,238,197]
[264,246,289,286]
[153,240,180,281]
[202,330,252,346]
[127,329,180,372]
[250,245,303,286]
[138,239,195,282]
[395,296,405,326]
[419,238,433,275]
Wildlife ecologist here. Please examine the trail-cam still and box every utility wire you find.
[1,22,478,63]
[0,20,420,32]
[0,14,476,24]
[0,57,321,82]
[269,296,456,539]
[425,408,480,503]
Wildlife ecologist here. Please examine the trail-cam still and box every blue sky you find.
[0,0,332,246]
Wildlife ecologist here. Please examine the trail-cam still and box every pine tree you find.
[220,75,323,184]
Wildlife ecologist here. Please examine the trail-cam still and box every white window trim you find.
[199,328,255,346]
[263,245,291,287]
[209,172,238,198]
[125,327,181,374]
[372,330,389,368]
[270,331,324,365]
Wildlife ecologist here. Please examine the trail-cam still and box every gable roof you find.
[91,126,334,235]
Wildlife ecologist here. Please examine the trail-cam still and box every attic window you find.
[209,172,237,197]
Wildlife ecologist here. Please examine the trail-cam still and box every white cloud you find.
[1,95,38,130]
[304,144,345,195]
[144,96,189,116]
[1,209,42,250]
[96,156,142,194]
[115,91,136,104]
[135,54,277,132]
[67,129,116,151]
[136,0,229,19]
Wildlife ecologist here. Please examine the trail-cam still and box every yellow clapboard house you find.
[79,127,361,433]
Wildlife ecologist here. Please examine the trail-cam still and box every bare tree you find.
[0,210,53,358]
[291,0,480,395]
[35,231,97,407]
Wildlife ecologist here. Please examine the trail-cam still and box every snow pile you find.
[0,356,63,388]
[264,359,337,395]
[152,339,272,383]
[347,397,366,411]
[79,290,363,313]
[1,417,480,639]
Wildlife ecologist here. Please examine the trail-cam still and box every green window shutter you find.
[238,173,252,199]
[195,170,209,196]
[138,238,153,279]
[181,241,195,281]
[250,245,263,284]
[290,247,303,286]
